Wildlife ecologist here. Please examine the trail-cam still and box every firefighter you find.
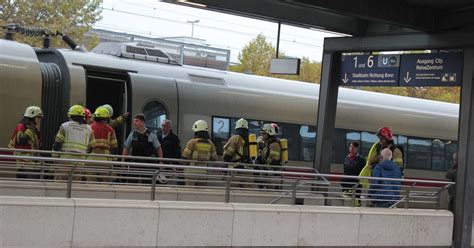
[257,123,282,189]
[88,107,118,182]
[101,104,129,128]
[7,106,43,179]
[52,104,95,181]
[182,120,217,186]
[84,108,93,125]
[223,118,252,188]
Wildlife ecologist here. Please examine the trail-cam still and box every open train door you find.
[128,73,179,133]
[85,67,131,148]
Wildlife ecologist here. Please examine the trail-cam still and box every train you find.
[0,38,459,180]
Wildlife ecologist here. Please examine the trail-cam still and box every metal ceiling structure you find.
[166,0,474,36]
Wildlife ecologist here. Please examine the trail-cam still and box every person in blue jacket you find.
[370,148,402,208]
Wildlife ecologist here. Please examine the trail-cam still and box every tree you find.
[232,34,459,103]
[230,34,322,83]
[230,33,276,76]
[0,0,102,50]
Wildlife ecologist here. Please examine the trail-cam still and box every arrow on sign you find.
[342,73,349,84]
[403,72,412,83]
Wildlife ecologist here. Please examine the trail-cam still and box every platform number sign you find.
[340,52,463,86]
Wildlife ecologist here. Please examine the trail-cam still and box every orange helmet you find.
[84,108,92,120]
[376,127,393,141]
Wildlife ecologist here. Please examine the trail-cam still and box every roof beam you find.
[438,7,474,31]
[290,0,436,32]
[165,0,367,36]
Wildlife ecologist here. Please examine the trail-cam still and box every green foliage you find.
[232,34,460,103]
[0,0,102,49]
[229,33,322,84]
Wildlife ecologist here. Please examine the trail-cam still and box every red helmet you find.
[376,127,393,141]
[84,108,92,120]
[271,123,279,135]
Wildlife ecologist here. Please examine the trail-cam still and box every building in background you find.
[85,29,231,70]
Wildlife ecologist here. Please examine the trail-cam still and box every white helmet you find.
[101,104,113,117]
[24,106,43,118]
[192,120,208,132]
[235,118,248,130]
[261,123,277,136]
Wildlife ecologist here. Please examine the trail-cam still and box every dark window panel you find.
[299,125,316,161]
[407,137,432,170]
[143,101,167,132]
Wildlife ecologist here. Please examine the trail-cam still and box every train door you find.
[128,73,178,133]
[85,68,130,148]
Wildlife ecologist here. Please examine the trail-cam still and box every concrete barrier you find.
[0,180,324,205]
[0,196,453,247]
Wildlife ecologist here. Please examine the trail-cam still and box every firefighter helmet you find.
[94,107,110,118]
[192,120,208,132]
[261,123,277,136]
[68,105,85,117]
[235,118,248,130]
[84,108,92,120]
[101,104,113,117]
[23,106,43,118]
[376,127,393,141]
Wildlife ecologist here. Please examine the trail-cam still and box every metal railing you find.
[0,148,454,209]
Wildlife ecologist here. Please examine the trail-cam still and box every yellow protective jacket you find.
[182,138,217,175]
[359,142,403,188]
[223,135,249,167]
[109,115,126,129]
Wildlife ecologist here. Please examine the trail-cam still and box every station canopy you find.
[166,0,474,36]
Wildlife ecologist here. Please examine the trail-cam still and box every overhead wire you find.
[99,7,324,49]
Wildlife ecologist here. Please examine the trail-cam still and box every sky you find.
[95,0,344,63]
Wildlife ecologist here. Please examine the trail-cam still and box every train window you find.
[280,123,300,160]
[212,117,230,155]
[397,135,408,166]
[361,132,377,156]
[407,138,432,170]
[299,125,316,161]
[445,142,457,170]
[248,119,265,135]
[143,100,167,132]
[346,131,360,145]
[432,140,445,171]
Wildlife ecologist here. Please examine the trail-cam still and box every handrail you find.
[0,149,453,209]
[0,151,454,186]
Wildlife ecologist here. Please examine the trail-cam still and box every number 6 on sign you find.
[367,55,374,68]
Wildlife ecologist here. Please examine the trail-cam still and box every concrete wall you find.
[0,196,453,247]
[0,180,325,206]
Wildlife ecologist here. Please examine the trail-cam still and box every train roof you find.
[56,46,459,139]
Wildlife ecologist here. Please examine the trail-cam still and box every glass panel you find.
[248,119,265,136]
[445,142,458,171]
[299,125,316,161]
[407,138,432,170]
[432,139,445,171]
[361,132,377,157]
[397,135,408,167]
[346,131,361,144]
[280,123,300,160]
[212,117,230,155]
[143,101,167,132]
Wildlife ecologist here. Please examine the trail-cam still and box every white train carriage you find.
[0,39,459,180]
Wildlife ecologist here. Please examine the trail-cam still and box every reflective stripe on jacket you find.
[55,121,94,154]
